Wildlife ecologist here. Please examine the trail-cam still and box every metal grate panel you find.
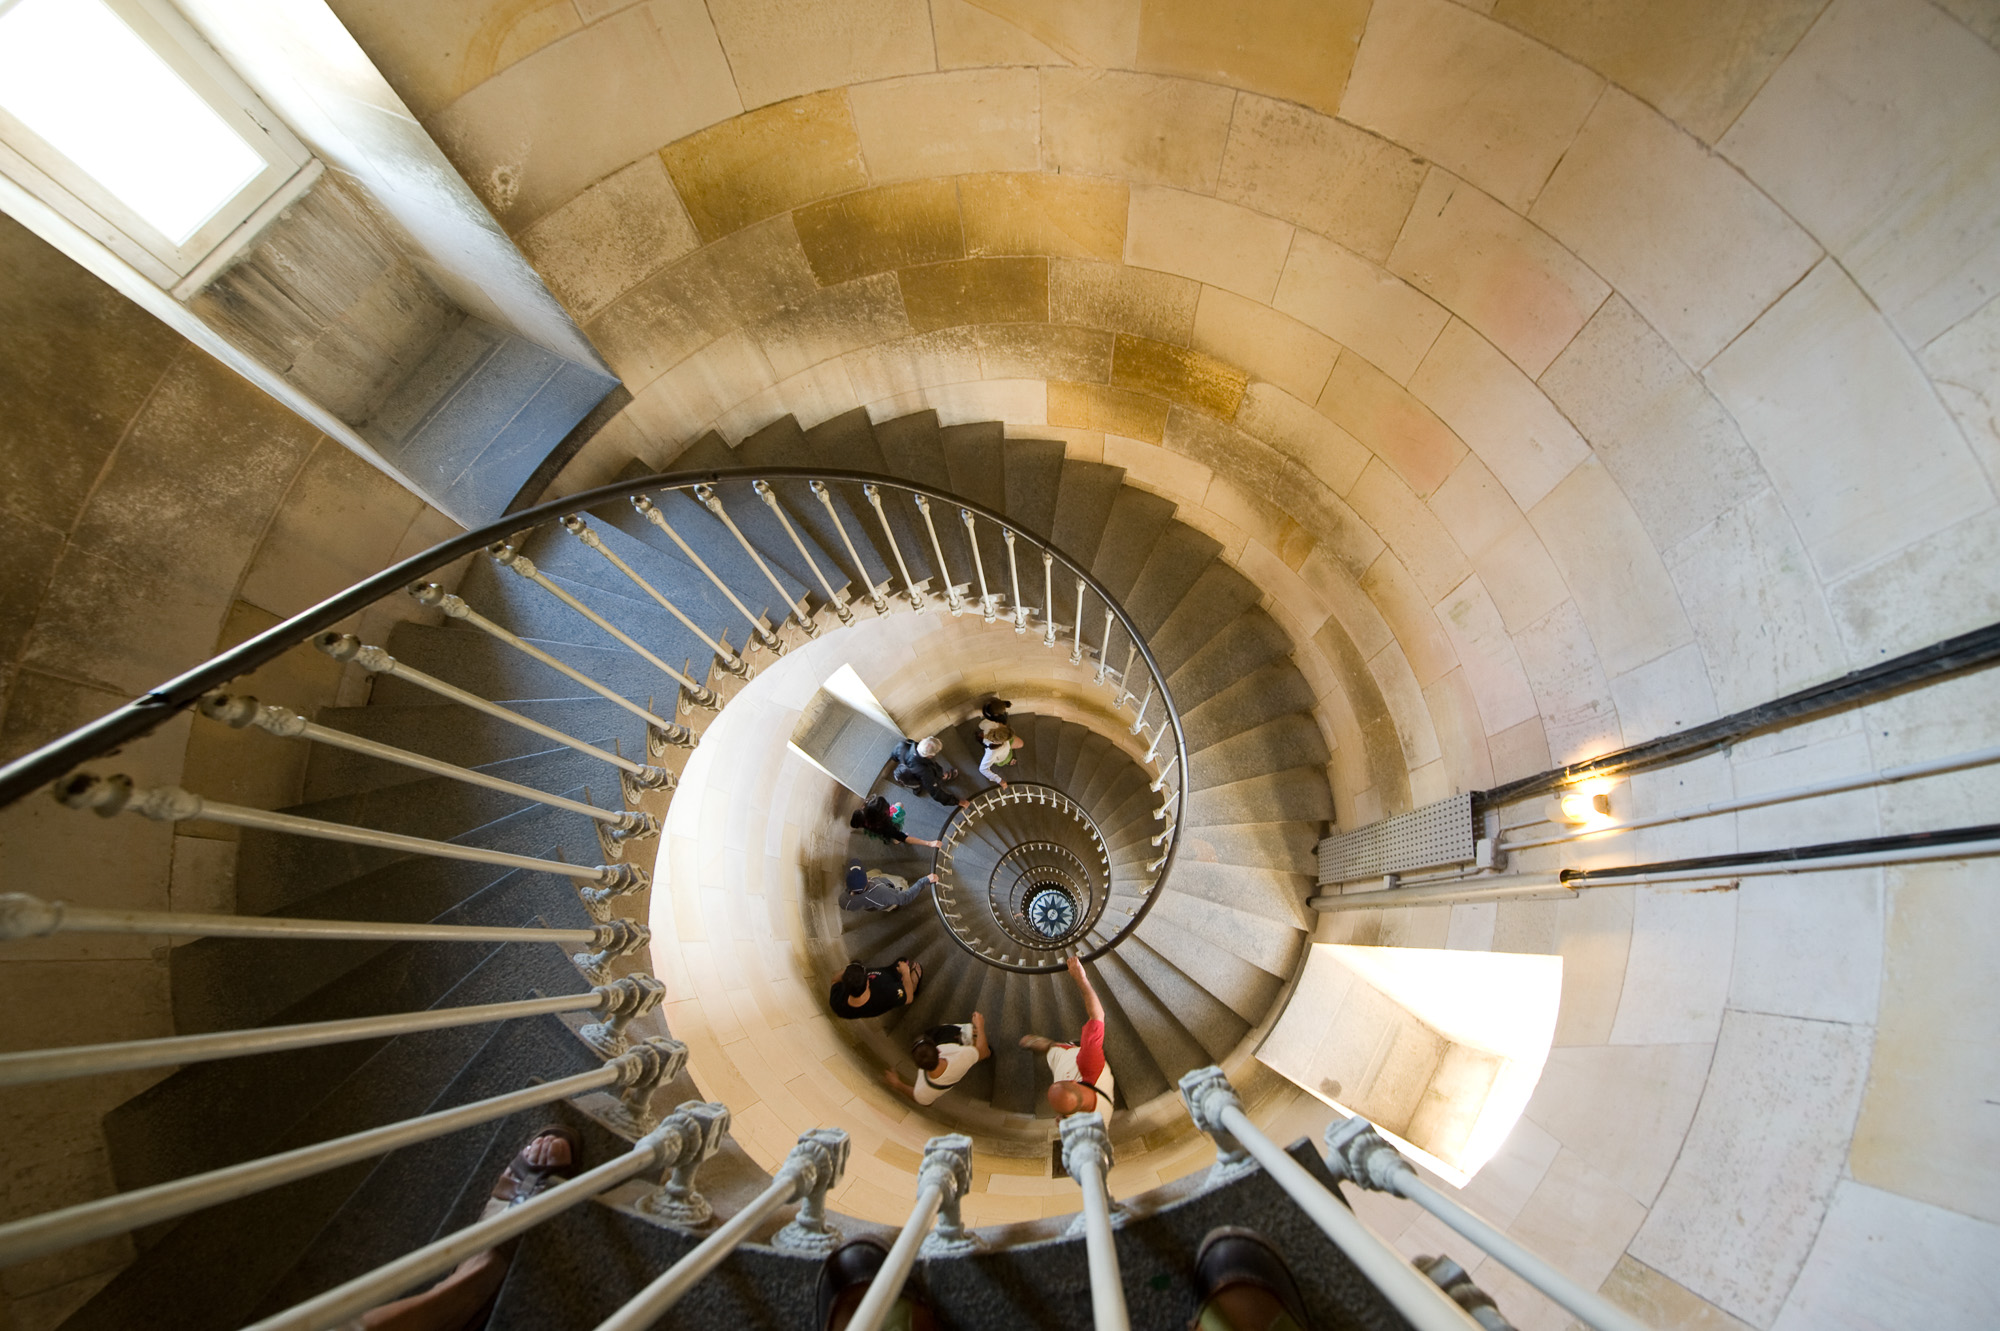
[1317,793,1475,885]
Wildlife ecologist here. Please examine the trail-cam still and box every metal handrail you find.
[246,1098,728,1331]
[0,975,663,1086]
[0,467,1190,961]
[0,1038,686,1267]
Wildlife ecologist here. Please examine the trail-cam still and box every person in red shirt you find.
[1018,956,1115,1117]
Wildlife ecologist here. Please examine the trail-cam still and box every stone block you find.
[1825,505,2000,663]
[1361,553,1457,687]
[842,328,983,403]
[1719,0,2000,345]
[1730,871,1883,1027]
[974,324,1113,382]
[960,173,1128,261]
[1606,643,1719,748]
[849,69,1040,183]
[1513,600,1621,766]
[1774,1182,2000,1331]
[1342,0,1604,211]
[795,179,966,285]
[1549,881,1633,1047]
[1048,259,1199,343]
[333,0,583,120]
[239,440,427,620]
[1539,296,1766,553]
[1664,489,1846,714]
[660,90,866,243]
[1493,0,1825,143]
[1346,460,1472,602]
[1707,259,1988,582]
[1530,87,1822,367]
[944,0,1139,66]
[1528,458,1693,678]
[1367,639,1443,769]
[1922,289,2000,494]
[1424,667,1496,792]
[1039,68,1235,190]
[1274,232,1450,385]
[1135,0,1369,116]
[1849,860,2000,1225]
[1410,319,1587,510]
[586,215,820,387]
[1593,1254,1754,1331]
[703,0,935,108]
[1235,383,1369,495]
[896,256,1046,331]
[1191,289,1339,403]
[1388,168,1608,377]
[0,216,182,530]
[748,273,914,379]
[1507,1146,1649,1292]
[929,0,1073,68]
[1317,352,1465,498]
[1110,335,1248,417]
[518,155,701,320]
[1631,1010,1871,1326]
[1433,575,1538,733]
[1524,1043,1712,1206]
[1046,382,1169,443]
[1610,884,1736,1046]
[1125,186,1295,303]
[1215,94,1426,263]
[427,3,741,229]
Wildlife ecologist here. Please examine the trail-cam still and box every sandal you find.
[491,1126,582,1207]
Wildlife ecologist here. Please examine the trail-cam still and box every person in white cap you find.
[889,734,965,808]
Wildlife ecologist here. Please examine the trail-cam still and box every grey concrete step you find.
[1088,486,1177,603]
[1049,460,1126,570]
[1000,437,1065,541]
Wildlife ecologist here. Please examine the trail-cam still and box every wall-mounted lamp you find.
[1545,790,1610,825]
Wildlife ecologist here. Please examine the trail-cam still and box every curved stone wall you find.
[326,3,2000,1323]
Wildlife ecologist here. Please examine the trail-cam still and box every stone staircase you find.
[57,406,1339,1329]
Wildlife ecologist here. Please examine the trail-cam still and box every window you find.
[0,0,312,290]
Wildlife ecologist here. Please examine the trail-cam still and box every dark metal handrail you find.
[0,466,1191,955]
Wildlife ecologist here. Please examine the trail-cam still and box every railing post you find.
[961,508,997,622]
[559,516,751,676]
[1059,1112,1128,1331]
[316,634,675,797]
[1129,683,1154,735]
[1071,579,1086,664]
[912,494,964,615]
[811,481,891,615]
[1004,527,1028,633]
[601,1036,689,1133]
[1324,1118,1650,1331]
[577,974,667,1056]
[488,544,720,708]
[638,1100,731,1225]
[846,1134,976,1331]
[1177,1066,1259,1183]
[757,480,852,626]
[921,1132,979,1255]
[571,918,651,984]
[631,493,784,653]
[1095,607,1114,684]
[1043,551,1058,647]
[698,483,818,639]
[770,1126,851,1255]
[865,484,926,613]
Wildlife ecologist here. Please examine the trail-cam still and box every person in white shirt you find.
[977,726,1025,788]
[883,1012,991,1106]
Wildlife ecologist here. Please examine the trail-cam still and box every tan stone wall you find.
[0,215,461,1329]
[350,2,2000,1324]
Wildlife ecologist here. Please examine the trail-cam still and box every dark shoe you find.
[817,1237,889,1331]
[1193,1227,1312,1331]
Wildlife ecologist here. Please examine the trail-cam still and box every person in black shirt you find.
[849,794,941,847]
[828,958,921,1019]
[889,736,966,808]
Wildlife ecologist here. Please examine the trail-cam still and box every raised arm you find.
[970,1010,991,1060]
[882,1069,919,1104]
[1066,956,1105,1024]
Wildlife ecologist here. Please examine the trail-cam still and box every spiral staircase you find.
[1,403,1372,1330]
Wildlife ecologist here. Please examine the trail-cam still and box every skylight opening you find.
[0,0,264,244]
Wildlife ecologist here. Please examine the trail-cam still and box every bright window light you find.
[0,0,264,243]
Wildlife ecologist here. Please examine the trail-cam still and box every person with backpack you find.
[888,735,965,809]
